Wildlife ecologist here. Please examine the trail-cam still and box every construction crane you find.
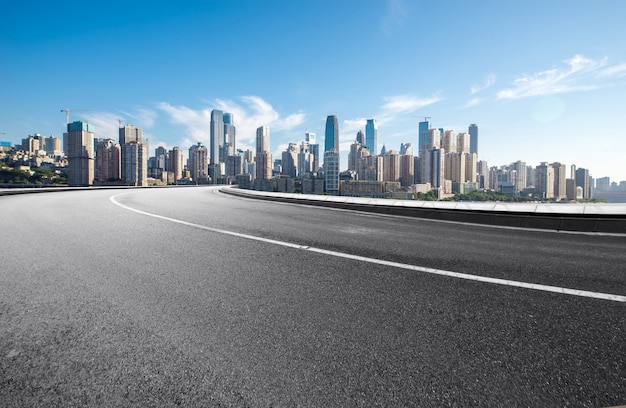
[60,108,93,125]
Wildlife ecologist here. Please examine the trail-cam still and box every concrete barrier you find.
[221,187,626,234]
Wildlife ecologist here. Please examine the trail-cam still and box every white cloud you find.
[463,98,481,108]
[120,107,157,128]
[377,94,442,126]
[470,74,496,94]
[156,102,212,148]
[496,54,615,99]
[596,62,626,78]
[81,112,122,140]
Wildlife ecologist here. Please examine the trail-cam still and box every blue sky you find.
[2,0,626,181]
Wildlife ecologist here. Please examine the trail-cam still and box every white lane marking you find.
[110,193,626,303]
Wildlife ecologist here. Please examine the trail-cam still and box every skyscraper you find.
[305,131,319,173]
[119,124,147,186]
[210,110,224,165]
[256,126,270,153]
[418,119,431,155]
[324,150,340,194]
[168,147,183,183]
[469,124,478,155]
[325,115,339,152]
[64,121,94,186]
[121,142,148,186]
[365,119,377,154]
[221,112,236,162]
[95,139,121,183]
[119,124,142,144]
[188,142,209,184]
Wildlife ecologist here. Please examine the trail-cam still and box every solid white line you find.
[110,193,626,303]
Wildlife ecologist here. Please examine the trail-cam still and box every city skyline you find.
[2,1,626,181]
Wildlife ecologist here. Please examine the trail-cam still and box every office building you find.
[575,167,592,199]
[168,147,183,183]
[365,119,377,154]
[256,151,272,180]
[551,162,567,200]
[536,162,555,199]
[121,142,148,186]
[210,110,224,165]
[188,143,209,184]
[95,139,121,182]
[325,115,339,152]
[256,126,270,154]
[64,121,95,187]
[281,143,298,178]
[469,124,478,154]
[221,112,236,163]
[119,124,142,144]
[324,150,340,194]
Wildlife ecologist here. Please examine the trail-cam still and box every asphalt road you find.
[1,186,625,407]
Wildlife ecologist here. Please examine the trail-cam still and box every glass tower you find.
[365,119,377,154]
[469,123,478,154]
[325,115,339,152]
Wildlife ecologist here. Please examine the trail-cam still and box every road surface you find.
[1,186,625,407]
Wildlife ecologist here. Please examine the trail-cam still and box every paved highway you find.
[1,186,625,407]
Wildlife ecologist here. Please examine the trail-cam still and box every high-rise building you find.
[348,141,369,172]
[324,150,340,194]
[64,121,94,187]
[400,152,415,187]
[256,126,270,154]
[575,167,591,199]
[536,162,555,199]
[281,143,298,178]
[510,160,527,193]
[119,124,142,144]
[210,110,224,165]
[426,148,444,189]
[256,151,272,180]
[325,115,339,152]
[188,143,209,184]
[383,150,401,182]
[168,147,183,183]
[551,162,567,201]
[45,136,62,156]
[305,131,319,173]
[356,130,365,145]
[419,128,441,183]
[121,142,148,186]
[457,133,470,153]
[119,124,147,186]
[469,124,478,155]
[418,120,431,156]
[95,139,121,182]
[221,112,236,162]
[365,119,377,154]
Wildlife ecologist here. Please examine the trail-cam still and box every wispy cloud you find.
[463,98,481,108]
[158,96,306,152]
[470,74,496,94]
[380,0,408,35]
[496,54,617,99]
[120,107,157,128]
[378,94,442,125]
[596,62,626,78]
[81,112,122,140]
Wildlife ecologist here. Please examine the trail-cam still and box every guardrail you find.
[221,187,626,234]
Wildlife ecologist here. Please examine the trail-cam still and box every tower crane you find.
[60,108,93,125]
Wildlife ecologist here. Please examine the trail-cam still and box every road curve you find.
[1,186,625,407]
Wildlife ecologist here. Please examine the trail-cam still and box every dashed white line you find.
[110,192,626,303]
